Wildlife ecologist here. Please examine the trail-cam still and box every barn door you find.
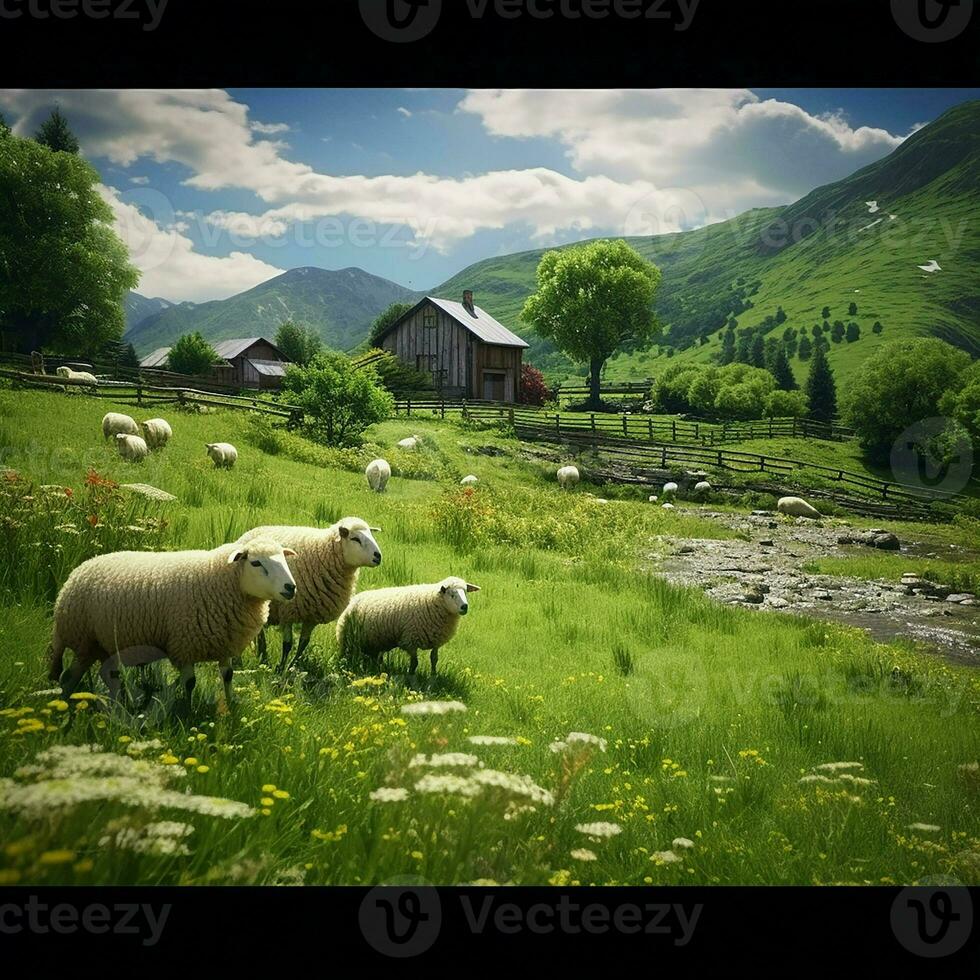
[482,371,506,401]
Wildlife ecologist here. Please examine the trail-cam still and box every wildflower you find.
[311,825,348,843]
[650,850,683,865]
[575,822,622,839]
[550,732,608,754]
[184,758,199,767]
[262,784,277,793]
[409,753,480,769]
[273,789,290,800]
[908,823,941,833]
[672,837,695,850]
[549,869,572,886]
[468,736,519,746]
[571,848,598,862]
[39,850,75,865]
[415,773,482,798]
[370,787,410,803]
[814,762,863,773]
[196,766,210,774]
[472,769,554,806]
[261,797,275,807]
[400,700,467,716]
[46,700,69,713]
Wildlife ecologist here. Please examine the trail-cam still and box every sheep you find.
[777,496,821,520]
[206,443,238,469]
[648,495,659,503]
[694,481,712,494]
[397,435,421,450]
[663,482,679,498]
[102,412,140,440]
[141,418,173,451]
[366,458,391,493]
[48,537,297,707]
[557,465,580,490]
[337,576,481,676]
[236,518,382,672]
[460,475,479,486]
[115,433,149,463]
[55,366,97,385]
[662,503,675,511]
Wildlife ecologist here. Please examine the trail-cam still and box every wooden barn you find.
[141,337,290,391]
[376,291,529,402]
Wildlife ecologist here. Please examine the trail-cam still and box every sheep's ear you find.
[228,549,248,564]
[369,526,382,533]
[439,585,448,594]
[339,526,350,539]
[282,548,297,558]
[465,583,481,593]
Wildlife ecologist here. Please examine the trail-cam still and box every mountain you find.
[125,267,420,355]
[433,100,980,387]
[124,292,174,334]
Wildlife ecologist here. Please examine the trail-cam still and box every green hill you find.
[125,266,420,355]
[434,101,980,388]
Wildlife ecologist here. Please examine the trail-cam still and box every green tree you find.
[846,322,861,343]
[0,130,138,353]
[811,324,822,339]
[775,306,787,325]
[369,301,414,348]
[275,320,322,366]
[872,321,884,335]
[848,301,858,316]
[167,332,219,376]
[841,339,970,461]
[522,240,661,410]
[0,112,9,137]
[34,107,80,154]
[821,306,831,320]
[750,333,766,368]
[735,330,753,364]
[940,361,980,445]
[797,334,812,360]
[764,389,807,418]
[282,351,394,447]
[720,326,736,365]
[805,343,837,423]
[831,320,846,343]
[771,346,796,390]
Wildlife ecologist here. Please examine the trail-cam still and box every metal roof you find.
[426,298,530,349]
[140,348,171,368]
[212,338,264,360]
[249,359,288,377]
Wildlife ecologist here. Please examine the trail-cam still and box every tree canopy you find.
[167,332,219,376]
[369,301,414,347]
[34,108,80,154]
[805,343,837,423]
[275,320,322,366]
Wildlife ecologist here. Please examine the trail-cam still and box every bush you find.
[764,389,808,418]
[519,364,552,406]
[281,351,394,447]
[166,332,218,376]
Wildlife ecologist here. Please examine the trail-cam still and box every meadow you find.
[0,386,978,887]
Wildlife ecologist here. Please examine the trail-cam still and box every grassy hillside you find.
[1,386,978,886]
[126,267,420,356]
[435,101,980,388]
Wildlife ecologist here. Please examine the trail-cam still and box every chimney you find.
[462,290,475,315]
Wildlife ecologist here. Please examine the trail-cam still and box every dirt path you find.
[645,509,980,666]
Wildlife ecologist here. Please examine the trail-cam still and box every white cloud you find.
[251,120,291,135]
[397,107,412,118]
[129,175,150,185]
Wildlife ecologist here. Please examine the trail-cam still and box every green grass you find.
[0,387,979,887]
[805,554,980,596]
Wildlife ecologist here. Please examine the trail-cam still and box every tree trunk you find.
[588,358,604,410]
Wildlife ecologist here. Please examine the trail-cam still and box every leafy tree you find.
[821,306,831,320]
[940,361,980,445]
[720,326,736,365]
[811,324,822,339]
[167,332,219,376]
[775,307,787,325]
[275,320,322,366]
[369,301,414,347]
[0,130,138,353]
[686,369,722,415]
[764,389,807,418]
[0,112,9,137]
[34,107,80,154]
[121,342,141,368]
[519,364,552,406]
[282,351,394,447]
[848,301,858,316]
[714,377,773,420]
[846,322,861,343]
[805,343,837,423]
[771,346,796,390]
[831,320,846,343]
[822,320,831,333]
[841,339,971,461]
[735,331,752,364]
[872,321,884,335]
[797,334,812,360]
[750,333,766,368]
[522,240,661,410]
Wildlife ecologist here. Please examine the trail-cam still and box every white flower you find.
[838,774,876,787]
[799,775,839,786]
[370,787,410,803]
[414,773,482,798]
[472,769,555,806]
[400,700,467,716]
[575,821,622,839]
[814,762,863,773]
[409,753,481,769]
[908,823,941,833]
[550,732,608,754]
[651,850,683,864]
[468,736,518,746]
[672,837,695,850]
[571,848,598,862]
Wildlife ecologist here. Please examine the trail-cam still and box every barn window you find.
[423,310,437,329]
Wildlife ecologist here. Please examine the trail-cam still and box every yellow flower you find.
[261,797,275,807]
[196,765,210,774]
[411,851,424,861]
[549,869,572,886]
[46,700,69,712]
[75,701,90,712]
[160,753,179,766]
[73,859,94,873]
[262,784,277,793]
[118,736,132,744]
[184,758,199,767]
[261,808,272,817]
[273,789,290,799]
[39,849,76,865]
[0,869,22,884]
[69,691,98,700]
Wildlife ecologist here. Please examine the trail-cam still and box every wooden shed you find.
[376,291,529,402]
[141,337,290,390]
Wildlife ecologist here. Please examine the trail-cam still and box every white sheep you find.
[236,518,382,672]
[460,475,479,486]
[662,503,675,511]
[663,482,679,498]
[337,576,480,676]
[206,442,238,469]
[141,418,173,451]
[102,412,140,440]
[48,537,297,706]
[694,481,712,494]
[115,433,149,463]
[55,366,97,385]
[557,465,580,490]
[777,496,821,519]
[366,458,391,493]
[397,435,421,450]
[648,495,659,503]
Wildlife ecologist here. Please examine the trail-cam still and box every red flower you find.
[64,487,74,499]
[87,514,99,527]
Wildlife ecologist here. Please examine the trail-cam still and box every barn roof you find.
[380,297,530,349]
[139,337,289,369]
[140,348,171,368]
[249,359,288,378]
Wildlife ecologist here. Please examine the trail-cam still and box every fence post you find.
[768,418,773,438]
[462,400,468,420]
[555,413,561,438]
[672,418,677,441]
[407,399,412,417]
[508,407,515,427]
[137,384,142,407]
[623,415,628,437]
[441,400,446,420]
[591,413,597,435]
[648,417,653,442]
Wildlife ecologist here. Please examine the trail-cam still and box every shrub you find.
[764,389,808,418]
[519,364,552,406]
[167,332,219,376]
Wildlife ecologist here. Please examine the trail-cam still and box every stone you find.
[947,594,975,604]
[759,540,775,548]
[768,597,790,609]
[871,532,901,551]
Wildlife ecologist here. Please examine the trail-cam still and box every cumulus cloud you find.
[251,121,291,135]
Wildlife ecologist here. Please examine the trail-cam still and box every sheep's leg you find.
[430,648,439,676]
[218,658,234,707]
[408,649,419,676]
[59,657,89,699]
[256,630,268,665]
[295,623,314,660]
[178,664,196,707]
[277,624,294,674]
[100,656,124,702]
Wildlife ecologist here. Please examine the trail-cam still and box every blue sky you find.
[1,88,976,302]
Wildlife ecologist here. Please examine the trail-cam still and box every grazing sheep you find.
[141,418,173,451]
[694,481,712,494]
[115,433,149,463]
[366,458,391,493]
[663,482,679,498]
[337,576,480,676]
[55,366,97,385]
[397,435,421,450]
[102,413,140,440]
[48,537,297,706]
[777,496,821,520]
[236,518,382,672]
[460,475,479,486]
[648,495,659,503]
[557,465,580,490]
[206,443,238,469]
[662,503,675,511]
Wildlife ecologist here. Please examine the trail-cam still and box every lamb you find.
[48,537,297,707]
[663,482,679,498]
[55,366,97,385]
[102,412,140,440]
[694,481,712,494]
[397,435,421,450]
[366,458,391,493]
[337,576,480,676]
[460,475,479,486]
[557,465,580,490]
[236,518,382,672]
[141,418,173,451]
[777,496,821,520]
[206,443,238,469]
[115,433,149,463]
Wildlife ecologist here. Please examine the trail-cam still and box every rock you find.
[872,533,901,551]
[947,594,975,604]
[743,590,765,604]
[838,530,901,551]
[768,597,790,609]
[751,510,772,517]
[120,484,177,502]
[759,540,775,548]
[778,496,822,519]
[675,546,695,555]
[694,481,712,494]
[960,599,978,607]
[812,590,833,601]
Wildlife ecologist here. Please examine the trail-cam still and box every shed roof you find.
[249,359,288,378]
[379,297,529,349]
[140,348,171,368]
